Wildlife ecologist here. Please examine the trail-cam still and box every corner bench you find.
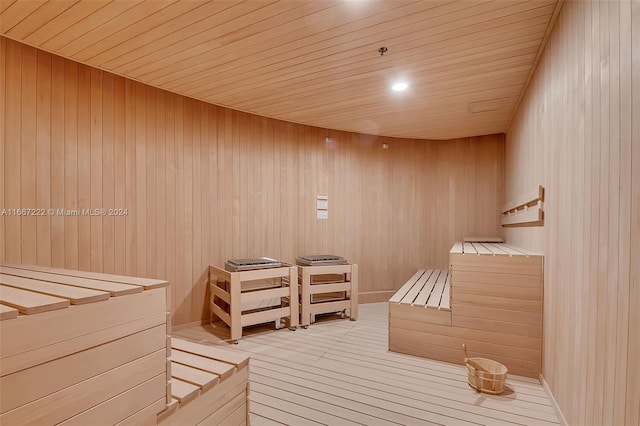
[389,242,543,378]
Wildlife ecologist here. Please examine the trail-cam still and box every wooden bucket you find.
[463,344,508,395]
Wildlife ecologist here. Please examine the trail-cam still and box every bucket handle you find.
[463,343,469,361]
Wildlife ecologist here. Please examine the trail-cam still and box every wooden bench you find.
[0,264,169,426]
[158,338,249,426]
[389,242,543,378]
[388,269,451,327]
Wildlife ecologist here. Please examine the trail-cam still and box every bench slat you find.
[472,243,493,255]
[400,270,434,305]
[0,303,19,320]
[450,242,464,254]
[171,378,200,404]
[171,350,235,380]
[0,263,168,289]
[0,266,142,296]
[0,273,110,305]
[413,269,440,307]
[412,270,440,307]
[462,242,478,254]
[171,338,249,368]
[426,271,449,309]
[389,270,425,303]
[0,284,70,314]
[171,362,220,391]
[440,273,451,310]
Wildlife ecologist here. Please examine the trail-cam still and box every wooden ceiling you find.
[0,0,561,140]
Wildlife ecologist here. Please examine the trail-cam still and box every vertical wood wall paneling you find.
[50,54,65,268]
[615,2,632,426]
[114,74,126,275]
[124,78,136,276]
[1,36,504,325]
[63,59,78,269]
[628,2,640,425]
[35,49,51,267]
[20,45,36,264]
[504,1,638,425]
[102,72,115,274]
[0,36,4,263]
[77,64,90,271]
[90,67,103,272]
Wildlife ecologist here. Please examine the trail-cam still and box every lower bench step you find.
[157,338,250,426]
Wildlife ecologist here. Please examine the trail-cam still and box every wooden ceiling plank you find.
[169,6,553,94]
[0,1,17,14]
[247,72,529,121]
[270,68,530,115]
[0,0,45,33]
[165,0,551,95]
[203,79,525,138]
[5,0,78,40]
[144,0,426,86]
[221,1,556,87]
[203,30,545,108]
[319,85,523,118]
[196,23,546,107]
[73,0,209,63]
[230,59,534,118]
[318,94,520,125]
[158,0,549,93]
[135,0,314,81]
[146,0,340,86]
[56,0,178,58]
[41,1,141,51]
[202,65,530,123]
[102,1,280,72]
[141,1,474,86]
[22,1,111,46]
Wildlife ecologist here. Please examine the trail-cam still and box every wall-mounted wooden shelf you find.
[501,185,545,227]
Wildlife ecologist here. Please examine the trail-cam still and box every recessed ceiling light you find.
[391,82,408,92]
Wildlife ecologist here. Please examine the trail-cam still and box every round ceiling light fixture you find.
[391,82,408,92]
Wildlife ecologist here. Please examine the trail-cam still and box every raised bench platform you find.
[389,243,543,378]
[0,264,169,426]
[158,338,249,426]
[388,269,450,326]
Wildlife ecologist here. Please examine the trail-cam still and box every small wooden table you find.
[209,265,299,343]
[297,263,358,327]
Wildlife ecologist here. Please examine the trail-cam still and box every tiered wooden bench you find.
[209,265,299,343]
[389,242,543,378]
[388,269,450,327]
[0,264,170,426]
[158,338,249,426]
[298,263,358,327]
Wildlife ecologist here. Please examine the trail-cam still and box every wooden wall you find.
[0,36,504,326]
[504,1,639,425]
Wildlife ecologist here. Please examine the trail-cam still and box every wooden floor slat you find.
[174,303,560,426]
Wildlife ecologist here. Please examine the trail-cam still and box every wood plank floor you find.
[174,303,560,426]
